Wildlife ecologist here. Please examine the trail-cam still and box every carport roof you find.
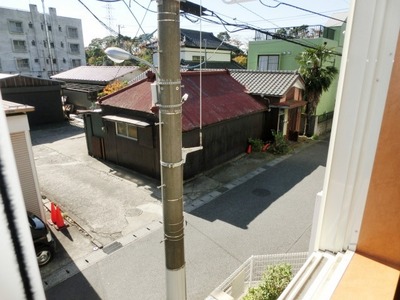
[100,70,268,132]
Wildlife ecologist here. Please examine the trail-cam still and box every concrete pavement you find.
[30,118,324,291]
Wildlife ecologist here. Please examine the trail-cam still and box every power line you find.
[121,0,146,36]
[181,3,342,56]
[132,0,157,14]
[237,2,281,28]
[78,0,119,36]
[259,0,347,24]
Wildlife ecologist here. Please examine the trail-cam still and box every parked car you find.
[28,212,56,267]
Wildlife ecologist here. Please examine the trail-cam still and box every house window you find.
[13,40,27,52]
[52,58,57,64]
[62,58,66,63]
[50,42,54,48]
[192,55,205,62]
[67,27,78,39]
[258,55,279,71]
[69,43,80,54]
[31,40,36,46]
[16,58,30,70]
[116,122,138,140]
[48,25,52,31]
[58,25,62,32]
[9,20,23,34]
[29,22,33,29]
[61,42,64,48]
[34,58,39,63]
[71,59,81,67]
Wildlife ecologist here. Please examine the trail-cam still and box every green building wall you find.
[247,24,346,118]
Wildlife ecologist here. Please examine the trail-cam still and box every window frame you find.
[12,40,27,52]
[16,58,30,70]
[8,20,23,34]
[71,59,81,67]
[115,122,138,141]
[258,55,279,71]
[67,26,79,39]
[69,43,80,54]
[192,55,205,62]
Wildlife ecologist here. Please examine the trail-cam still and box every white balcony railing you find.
[207,252,309,300]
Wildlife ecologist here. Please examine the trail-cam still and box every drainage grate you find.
[251,188,271,197]
[103,241,122,255]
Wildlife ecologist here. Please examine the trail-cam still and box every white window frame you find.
[115,122,138,141]
[310,0,399,254]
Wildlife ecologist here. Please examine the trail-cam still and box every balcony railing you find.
[254,25,336,41]
[206,252,309,300]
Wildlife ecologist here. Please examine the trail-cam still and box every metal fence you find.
[207,252,309,300]
[254,25,335,41]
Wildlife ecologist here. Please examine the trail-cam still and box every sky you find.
[6,0,349,46]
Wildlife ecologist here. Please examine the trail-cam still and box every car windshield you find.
[28,214,45,230]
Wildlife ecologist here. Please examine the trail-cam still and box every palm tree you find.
[297,44,338,136]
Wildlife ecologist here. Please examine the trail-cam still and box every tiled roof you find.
[51,66,142,84]
[100,70,267,132]
[230,70,304,96]
[181,28,240,52]
[181,60,245,70]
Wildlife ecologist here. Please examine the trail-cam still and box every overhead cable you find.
[181,2,342,56]
[121,0,146,35]
[259,0,347,24]
[78,0,119,36]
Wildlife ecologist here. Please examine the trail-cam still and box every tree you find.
[233,55,247,67]
[217,31,231,41]
[297,44,338,136]
[97,80,128,98]
[85,35,155,68]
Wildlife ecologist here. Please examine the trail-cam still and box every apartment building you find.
[0,4,86,79]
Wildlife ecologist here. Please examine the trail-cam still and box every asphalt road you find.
[44,135,329,300]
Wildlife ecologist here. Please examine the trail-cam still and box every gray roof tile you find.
[230,70,304,96]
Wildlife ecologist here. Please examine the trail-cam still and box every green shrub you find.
[311,134,319,140]
[243,263,293,300]
[248,138,264,152]
[268,131,291,155]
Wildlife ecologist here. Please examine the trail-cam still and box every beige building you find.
[0,4,86,78]
[3,100,44,220]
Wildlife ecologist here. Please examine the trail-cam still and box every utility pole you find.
[157,1,186,299]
